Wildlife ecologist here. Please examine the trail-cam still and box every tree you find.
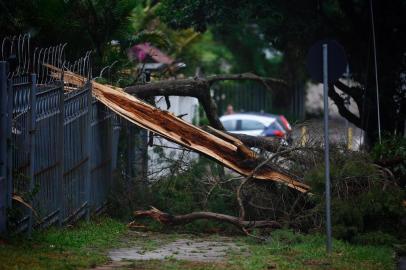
[0,0,137,61]
[157,0,406,145]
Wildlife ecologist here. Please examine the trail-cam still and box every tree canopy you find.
[158,0,406,144]
[1,0,405,144]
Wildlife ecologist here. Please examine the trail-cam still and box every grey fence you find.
[0,35,119,235]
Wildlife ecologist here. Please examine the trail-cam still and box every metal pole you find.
[323,44,332,253]
[370,0,382,144]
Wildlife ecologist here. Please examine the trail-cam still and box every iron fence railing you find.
[212,81,273,115]
[0,35,119,235]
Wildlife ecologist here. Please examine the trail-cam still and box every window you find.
[222,119,237,131]
[269,121,285,131]
[240,120,265,130]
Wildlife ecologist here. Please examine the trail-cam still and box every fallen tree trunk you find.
[48,65,309,192]
[134,207,281,231]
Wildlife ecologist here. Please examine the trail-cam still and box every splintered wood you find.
[48,66,309,192]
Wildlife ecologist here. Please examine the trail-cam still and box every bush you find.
[371,135,406,187]
[304,149,406,243]
[112,132,405,243]
[352,231,398,246]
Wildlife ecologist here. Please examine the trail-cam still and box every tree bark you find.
[134,207,281,231]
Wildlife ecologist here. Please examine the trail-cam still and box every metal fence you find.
[0,35,119,235]
[212,81,273,115]
[212,80,305,121]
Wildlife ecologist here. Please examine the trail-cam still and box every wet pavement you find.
[90,232,247,269]
[108,237,243,262]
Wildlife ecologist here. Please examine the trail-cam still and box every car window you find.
[240,120,265,130]
[222,119,237,131]
[277,117,290,131]
[275,119,287,131]
[269,121,284,131]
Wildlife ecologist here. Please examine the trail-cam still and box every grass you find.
[0,219,396,270]
[122,229,395,270]
[227,230,395,270]
[0,217,126,270]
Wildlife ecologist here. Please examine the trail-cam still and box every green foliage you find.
[31,217,126,249]
[131,30,172,49]
[304,150,406,242]
[108,171,154,220]
[195,104,210,126]
[100,1,237,81]
[158,0,406,143]
[144,144,405,242]
[157,0,245,32]
[372,135,406,186]
[305,151,378,195]
[179,30,235,75]
[1,0,138,58]
[264,229,305,245]
[148,157,239,232]
[151,158,237,216]
[352,231,398,246]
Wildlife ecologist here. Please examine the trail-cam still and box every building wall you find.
[147,96,199,181]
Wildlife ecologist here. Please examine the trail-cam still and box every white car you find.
[220,113,290,138]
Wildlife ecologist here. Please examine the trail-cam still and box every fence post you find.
[28,73,37,236]
[0,62,8,234]
[84,82,92,221]
[109,112,114,185]
[57,79,64,226]
[6,72,13,229]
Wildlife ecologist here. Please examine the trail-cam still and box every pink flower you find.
[136,49,147,62]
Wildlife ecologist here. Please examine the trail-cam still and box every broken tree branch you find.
[207,73,287,90]
[47,65,309,192]
[237,142,286,220]
[134,207,281,231]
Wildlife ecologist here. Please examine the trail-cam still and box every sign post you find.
[306,40,347,254]
[322,44,332,253]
